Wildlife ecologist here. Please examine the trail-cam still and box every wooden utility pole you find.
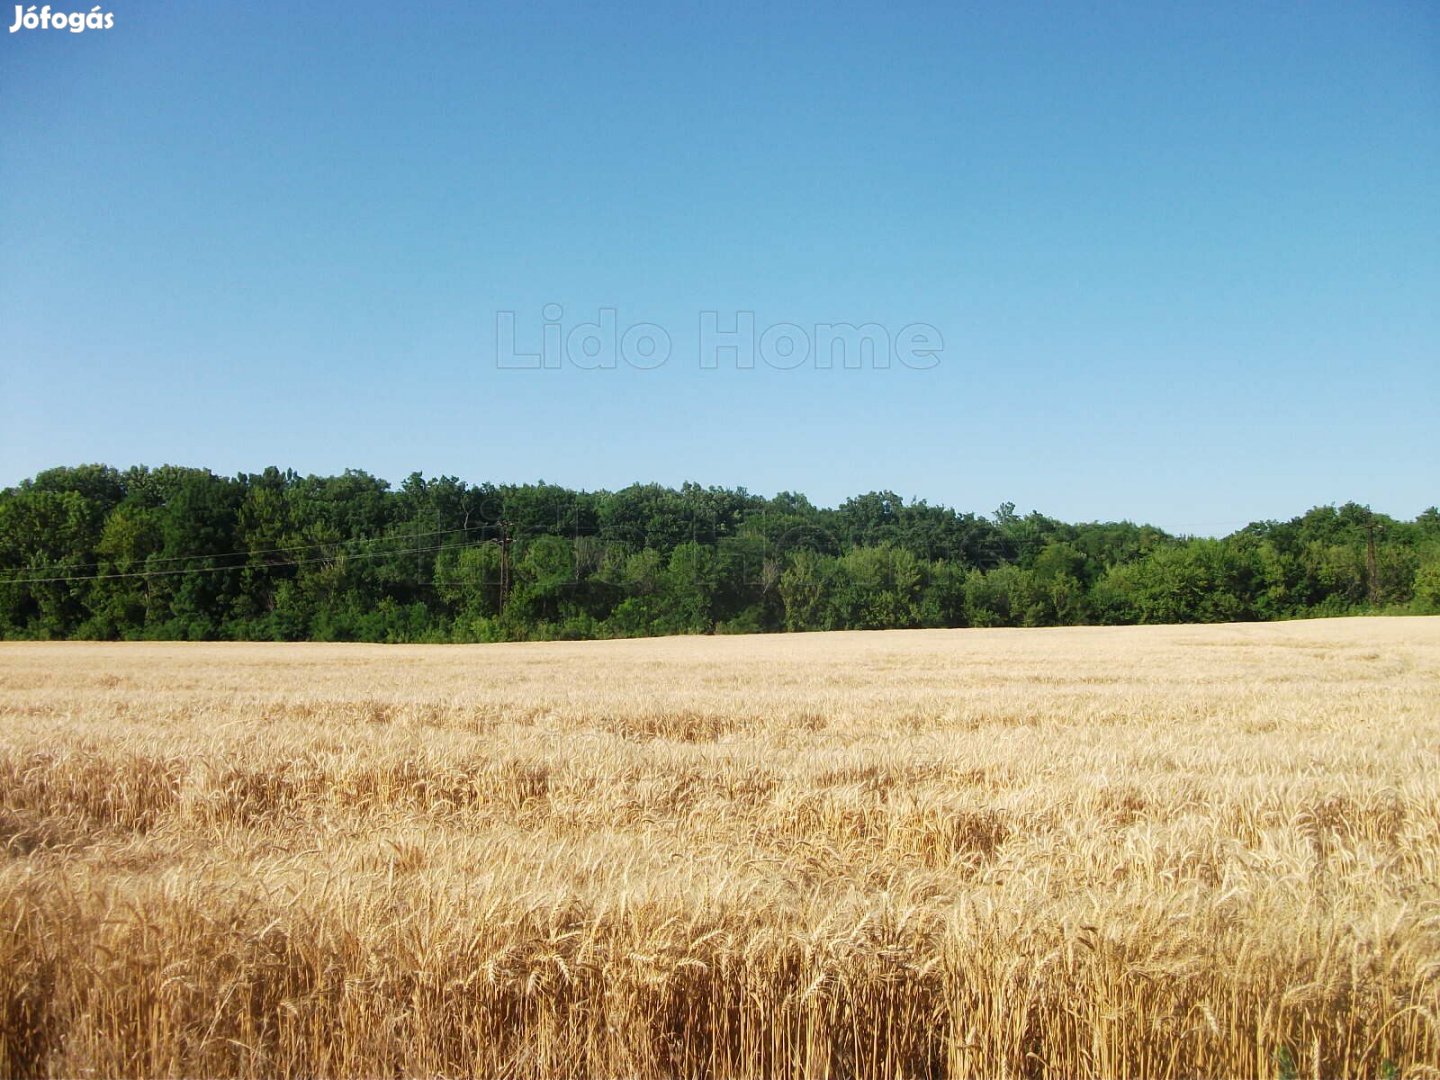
[1366,519,1380,607]
[495,520,513,613]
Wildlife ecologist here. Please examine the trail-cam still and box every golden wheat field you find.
[1,618,1438,1079]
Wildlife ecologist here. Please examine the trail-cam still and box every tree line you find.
[1,464,1436,642]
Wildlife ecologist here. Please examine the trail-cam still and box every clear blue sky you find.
[2,1,1435,533]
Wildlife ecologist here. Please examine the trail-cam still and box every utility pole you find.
[1365,518,1380,608]
[495,520,513,613]
[418,506,439,589]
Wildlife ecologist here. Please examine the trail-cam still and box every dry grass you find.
[1,617,1438,1078]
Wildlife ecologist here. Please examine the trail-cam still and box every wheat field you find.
[1,618,1438,1078]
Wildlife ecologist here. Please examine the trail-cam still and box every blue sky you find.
[2,1,1436,533]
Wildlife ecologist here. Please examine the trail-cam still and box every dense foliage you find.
[1,464,1436,641]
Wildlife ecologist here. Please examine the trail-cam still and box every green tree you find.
[828,545,925,629]
[779,549,832,631]
[1414,550,1440,613]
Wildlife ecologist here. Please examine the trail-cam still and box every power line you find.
[0,522,500,583]
[0,508,1275,589]
[0,535,493,586]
